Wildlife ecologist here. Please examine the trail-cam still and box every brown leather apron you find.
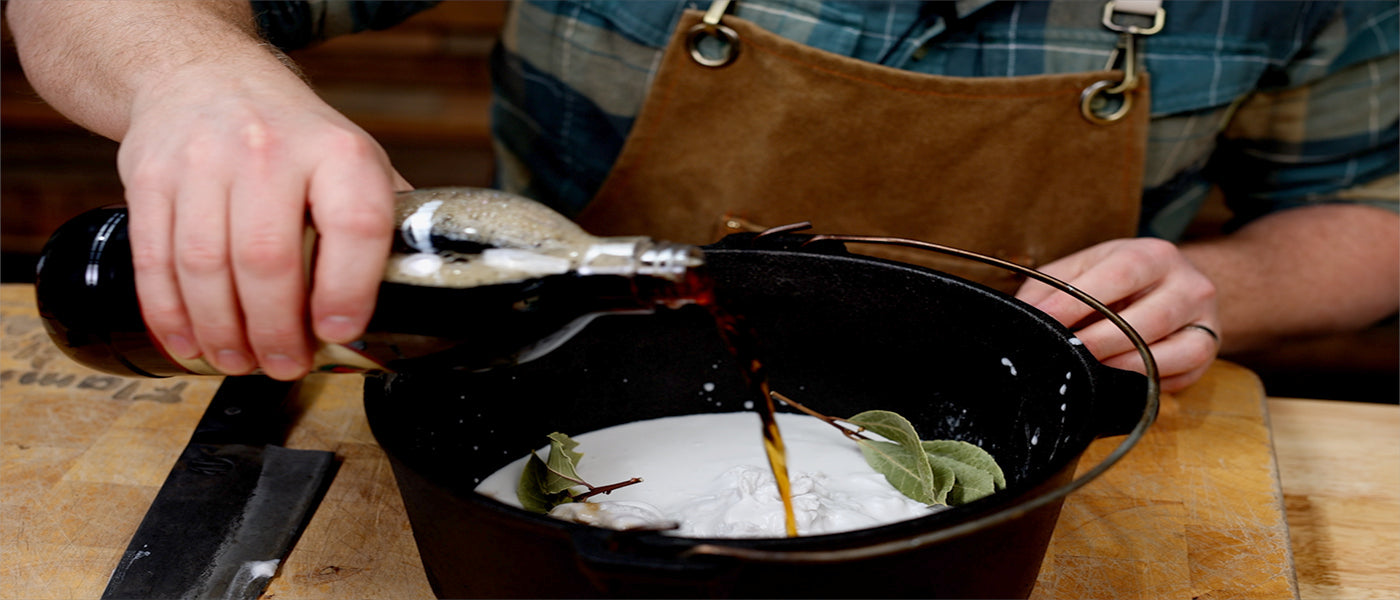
[577,5,1151,292]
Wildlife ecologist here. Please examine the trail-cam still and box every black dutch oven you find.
[363,232,1159,598]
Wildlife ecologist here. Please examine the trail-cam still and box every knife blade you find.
[101,375,339,600]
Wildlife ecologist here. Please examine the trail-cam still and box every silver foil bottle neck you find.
[578,239,705,281]
[636,241,706,280]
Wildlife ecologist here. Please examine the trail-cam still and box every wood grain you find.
[1031,360,1296,600]
[0,288,221,599]
[0,284,1305,599]
[0,285,431,600]
[1270,398,1400,600]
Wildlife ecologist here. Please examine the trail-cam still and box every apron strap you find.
[701,0,732,25]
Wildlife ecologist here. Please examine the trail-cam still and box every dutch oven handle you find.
[1089,363,1155,438]
[570,528,742,596]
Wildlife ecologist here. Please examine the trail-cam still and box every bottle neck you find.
[574,238,711,311]
[387,237,707,290]
[578,239,705,281]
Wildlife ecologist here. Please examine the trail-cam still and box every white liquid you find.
[475,412,941,538]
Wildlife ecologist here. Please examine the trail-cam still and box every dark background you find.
[3,2,1393,403]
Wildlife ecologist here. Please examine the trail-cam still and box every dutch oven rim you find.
[420,232,1162,565]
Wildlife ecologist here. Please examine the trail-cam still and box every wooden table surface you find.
[1,283,1395,599]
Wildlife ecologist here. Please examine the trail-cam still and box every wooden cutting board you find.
[1032,360,1296,599]
[0,284,1294,599]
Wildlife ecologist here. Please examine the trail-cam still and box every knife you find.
[101,375,339,600]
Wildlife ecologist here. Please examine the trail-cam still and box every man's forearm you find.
[6,0,283,140]
[1181,203,1400,354]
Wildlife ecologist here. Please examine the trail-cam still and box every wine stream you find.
[701,295,799,537]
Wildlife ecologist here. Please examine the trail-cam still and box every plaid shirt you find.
[256,0,1399,240]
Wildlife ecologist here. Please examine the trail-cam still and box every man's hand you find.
[1015,238,1221,392]
[8,0,407,380]
[120,63,406,380]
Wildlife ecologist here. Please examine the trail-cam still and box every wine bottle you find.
[34,188,708,377]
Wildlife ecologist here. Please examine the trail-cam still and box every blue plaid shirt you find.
[255,0,1399,240]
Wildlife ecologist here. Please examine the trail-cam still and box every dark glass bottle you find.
[34,188,708,377]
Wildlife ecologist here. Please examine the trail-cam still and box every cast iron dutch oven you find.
[363,231,1158,599]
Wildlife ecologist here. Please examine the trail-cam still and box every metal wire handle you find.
[689,227,1161,562]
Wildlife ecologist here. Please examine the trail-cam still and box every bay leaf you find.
[921,440,1007,505]
[518,452,567,513]
[928,458,956,505]
[846,411,1005,507]
[847,410,924,449]
[517,432,588,513]
[542,432,586,494]
[920,440,1006,488]
[857,441,937,504]
[848,411,937,504]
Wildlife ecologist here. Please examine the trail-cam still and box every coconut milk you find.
[475,412,940,538]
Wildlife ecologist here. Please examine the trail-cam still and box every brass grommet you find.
[686,22,740,68]
[1080,79,1134,124]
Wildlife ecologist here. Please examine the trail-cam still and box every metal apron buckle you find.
[1081,0,1165,124]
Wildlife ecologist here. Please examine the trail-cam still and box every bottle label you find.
[166,343,385,375]
[310,343,387,373]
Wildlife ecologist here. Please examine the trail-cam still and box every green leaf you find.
[921,440,1007,505]
[921,440,1006,489]
[542,432,586,494]
[517,432,589,513]
[848,411,936,504]
[845,410,1006,507]
[928,458,956,505]
[847,410,923,449]
[517,452,569,513]
[856,441,937,504]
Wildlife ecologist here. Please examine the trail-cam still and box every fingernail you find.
[317,315,360,344]
[164,334,199,359]
[215,349,254,374]
[263,353,306,379]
